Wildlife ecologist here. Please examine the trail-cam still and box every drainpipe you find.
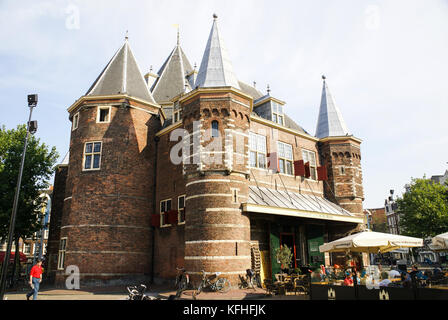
[150,135,160,284]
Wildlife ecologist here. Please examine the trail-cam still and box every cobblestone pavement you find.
[3,284,309,301]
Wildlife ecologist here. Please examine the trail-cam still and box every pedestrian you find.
[26,259,43,300]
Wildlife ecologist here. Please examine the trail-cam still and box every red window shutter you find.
[268,152,279,172]
[304,162,311,178]
[167,210,178,225]
[151,214,160,227]
[294,160,305,176]
[317,166,328,181]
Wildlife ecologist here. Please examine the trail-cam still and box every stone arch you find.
[212,108,219,116]
[232,110,238,118]
[345,152,351,158]
[239,112,244,119]
[332,152,338,158]
[338,152,344,158]
[221,109,230,117]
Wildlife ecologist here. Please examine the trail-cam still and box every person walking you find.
[26,259,43,300]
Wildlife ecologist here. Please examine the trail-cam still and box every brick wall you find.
[55,99,160,286]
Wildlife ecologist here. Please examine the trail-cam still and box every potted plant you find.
[275,245,293,274]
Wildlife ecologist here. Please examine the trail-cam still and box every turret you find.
[316,76,364,215]
[55,37,161,286]
[180,14,252,284]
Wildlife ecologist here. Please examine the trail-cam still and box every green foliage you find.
[0,124,59,242]
[397,177,448,238]
[275,244,293,270]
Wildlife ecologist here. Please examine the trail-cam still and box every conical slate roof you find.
[315,77,350,138]
[86,39,156,104]
[195,15,240,89]
[151,44,193,102]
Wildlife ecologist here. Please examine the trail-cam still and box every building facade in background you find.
[46,16,366,287]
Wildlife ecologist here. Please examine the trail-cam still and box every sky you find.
[0,0,447,208]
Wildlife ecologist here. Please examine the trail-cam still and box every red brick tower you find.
[180,15,252,284]
[316,76,364,215]
[55,38,161,286]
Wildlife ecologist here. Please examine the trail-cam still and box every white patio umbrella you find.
[319,230,423,254]
[431,232,448,251]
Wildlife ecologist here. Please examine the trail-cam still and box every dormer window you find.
[272,102,284,126]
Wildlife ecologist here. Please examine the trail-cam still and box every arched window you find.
[211,120,219,138]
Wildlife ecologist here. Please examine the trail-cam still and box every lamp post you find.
[0,94,38,300]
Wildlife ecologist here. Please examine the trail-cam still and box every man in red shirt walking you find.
[26,259,43,300]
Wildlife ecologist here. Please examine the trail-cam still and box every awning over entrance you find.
[243,186,364,224]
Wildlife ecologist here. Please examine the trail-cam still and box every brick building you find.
[46,15,366,287]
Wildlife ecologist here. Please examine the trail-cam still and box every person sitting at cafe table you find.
[378,272,391,287]
[343,271,354,286]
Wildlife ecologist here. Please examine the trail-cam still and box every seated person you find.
[401,272,412,288]
[378,271,391,287]
[388,268,401,279]
[343,271,353,286]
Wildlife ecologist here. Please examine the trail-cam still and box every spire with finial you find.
[125,30,129,41]
[315,75,350,138]
[253,81,257,88]
[267,84,271,95]
[195,13,240,89]
[177,26,180,46]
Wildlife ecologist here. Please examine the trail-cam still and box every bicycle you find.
[174,267,191,298]
[193,270,231,298]
[126,284,160,300]
[238,269,256,290]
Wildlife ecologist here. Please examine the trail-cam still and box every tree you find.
[397,177,448,238]
[0,124,58,245]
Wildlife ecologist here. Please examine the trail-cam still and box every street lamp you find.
[0,94,38,300]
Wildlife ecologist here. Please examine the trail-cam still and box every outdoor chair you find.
[263,279,278,296]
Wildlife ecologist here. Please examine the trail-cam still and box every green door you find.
[307,225,325,269]
[270,224,281,280]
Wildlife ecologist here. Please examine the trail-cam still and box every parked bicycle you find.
[126,284,160,300]
[239,269,256,289]
[193,270,231,298]
[175,267,191,298]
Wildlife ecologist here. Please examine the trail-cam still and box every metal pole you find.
[0,105,34,300]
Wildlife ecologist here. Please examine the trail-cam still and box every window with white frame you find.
[44,229,49,239]
[23,243,31,254]
[173,110,182,123]
[178,195,185,224]
[97,106,111,123]
[302,149,317,180]
[271,102,284,126]
[278,141,293,175]
[57,238,67,270]
[83,142,102,171]
[72,112,79,130]
[249,132,267,169]
[160,199,172,226]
